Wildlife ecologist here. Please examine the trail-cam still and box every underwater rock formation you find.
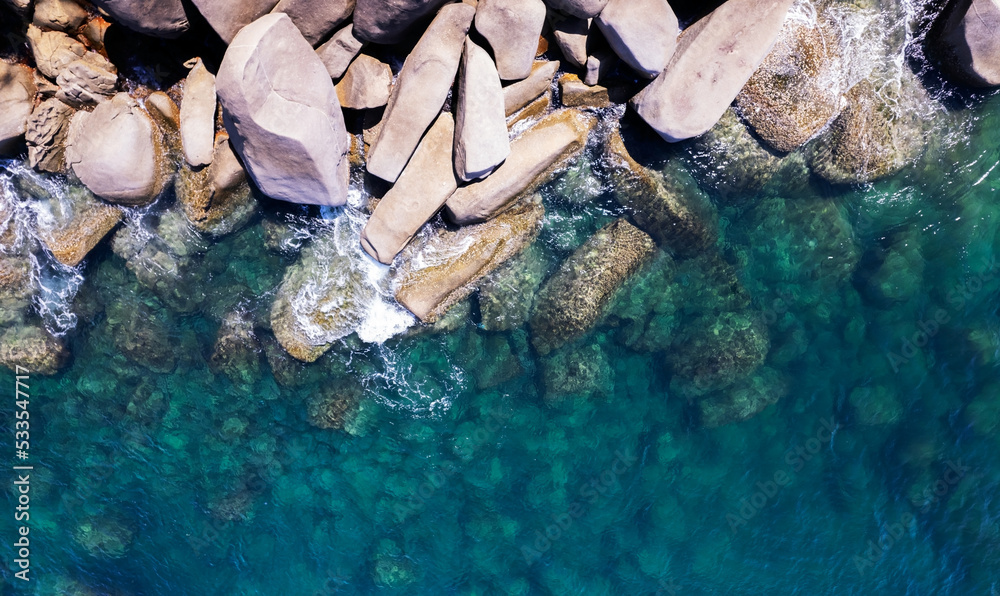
[477,243,547,332]
[395,198,545,323]
[176,135,257,237]
[218,13,350,207]
[541,341,613,403]
[307,380,362,429]
[696,365,787,427]
[210,311,263,391]
[530,218,656,355]
[602,128,717,257]
[0,324,69,375]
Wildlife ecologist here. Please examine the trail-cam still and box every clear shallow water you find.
[4,12,1000,596]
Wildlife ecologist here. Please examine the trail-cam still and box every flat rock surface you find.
[596,0,678,78]
[454,38,510,182]
[217,13,350,206]
[632,0,795,142]
[366,3,474,183]
[361,113,457,264]
[475,0,547,80]
[445,108,595,224]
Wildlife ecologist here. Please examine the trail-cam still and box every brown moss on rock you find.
[530,218,656,355]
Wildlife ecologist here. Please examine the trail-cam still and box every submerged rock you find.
[632,0,794,142]
[809,78,925,185]
[603,128,717,258]
[445,109,595,224]
[73,516,133,558]
[0,324,69,375]
[90,0,189,38]
[306,380,362,429]
[210,311,263,391]
[668,310,770,400]
[218,13,350,206]
[454,38,510,182]
[477,243,547,331]
[541,341,613,403]
[735,13,844,153]
[697,366,787,427]
[110,300,177,373]
[366,3,474,183]
[931,0,1000,87]
[176,135,257,237]
[361,113,457,264]
[530,219,657,355]
[0,62,36,154]
[595,0,678,79]
[394,198,545,323]
[35,185,123,267]
[271,221,373,362]
[65,93,170,206]
[475,0,547,81]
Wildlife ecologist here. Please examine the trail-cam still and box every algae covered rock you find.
[73,516,133,558]
[176,135,257,237]
[540,341,613,403]
[735,14,844,153]
[809,77,926,185]
[271,220,374,362]
[696,365,787,427]
[477,243,547,331]
[530,218,657,355]
[668,310,770,400]
[603,128,717,258]
[307,379,362,430]
[395,197,545,323]
[109,300,177,374]
[210,311,263,391]
[0,324,69,375]
[33,183,122,267]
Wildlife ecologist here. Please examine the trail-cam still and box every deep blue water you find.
[3,3,1000,596]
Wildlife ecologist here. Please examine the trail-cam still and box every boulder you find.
[145,91,180,129]
[90,0,189,38]
[176,135,257,236]
[530,219,656,355]
[317,24,365,79]
[209,311,262,391]
[366,3,474,183]
[595,0,678,78]
[735,15,844,152]
[26,25,85,79]
[394,198,544,322]
[445,108,595,224]
[602,128,717,257]
[668,311,770,399]
[271,222,373,362]
[477,243,546,331]
[584,46,616,85]
[0,63,36,154]
[0,325,69,375]
[503,59,559,115]
[335,54,392,109]
[189,0,279,44]
[33,0,89,32]
[271,0,355,46]
[26,97,74,171]
[361,113,457,264]
[544,0,608,18]
[65,93,170,206]
[180,58,217,167]
[218,13,350,206]
[631,0,794,142]
[932,0,1000,87]
[549,13,589,68]
[559,73,611,107]
[454,38,510,181]
[54,51,118,107]
[35,186,123,266]
[475,0,547,80]
[352,0,451,44]
[809,79,924,185]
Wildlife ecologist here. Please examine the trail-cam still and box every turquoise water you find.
[4,8,1000,596]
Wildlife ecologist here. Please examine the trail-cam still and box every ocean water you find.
[3,4,1000,596]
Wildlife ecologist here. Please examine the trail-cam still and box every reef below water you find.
[3,12,1000,596]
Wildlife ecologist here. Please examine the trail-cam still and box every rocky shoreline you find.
[1,0,998,424]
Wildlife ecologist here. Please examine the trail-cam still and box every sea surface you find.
[3,3,1000,596]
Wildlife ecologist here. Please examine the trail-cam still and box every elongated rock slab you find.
[631,0,794,142]
[218,13,349,206]
[180,58,217,167]
[475,0,547,80]
[361,113,457,264]
[395,198,544,323]
[366,3,474,183]
[595,0,678,78]
[503,60,559,115]
[530,218,656,355]
[445,108,595,224]
[455,39,510,182]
